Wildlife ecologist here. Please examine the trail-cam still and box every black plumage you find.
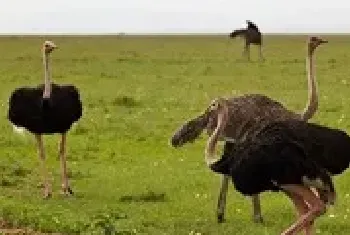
[229,29,247,38]
[8,83,82,134]
[228,20,264,61]
[7,40,82,198]
[229,20,262,45]
[210,120,347,196]
[246,20,260,32]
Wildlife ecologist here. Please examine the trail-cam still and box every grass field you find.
[0,35,350,234]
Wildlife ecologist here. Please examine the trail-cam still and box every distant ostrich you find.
[206,99,341,235]
[171,36,327,223]
[8,41,82,198]
[229,20,263,61]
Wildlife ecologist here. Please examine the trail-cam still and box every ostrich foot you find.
[217,213,225,223]
[38,182,52,199]
[43,188,52,199]
[61,185,74,196]
[253,214,264,223]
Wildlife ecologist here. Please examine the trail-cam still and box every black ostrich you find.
[8,41,82,198]
[212,141,335,235]
[206,99,350,234]
[229,20,263,61]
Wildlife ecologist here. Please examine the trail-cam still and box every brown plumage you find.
[206,99,338,234]
[170,36,327,223]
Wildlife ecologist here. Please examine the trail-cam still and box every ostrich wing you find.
[171,113,208,147]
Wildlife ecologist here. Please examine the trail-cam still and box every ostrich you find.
[229,20,263,61]
[8,41,82,198]
[206,98,350,234]
[171,36,327,223]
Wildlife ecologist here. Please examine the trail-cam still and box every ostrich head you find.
[43,41,58,54]
[205,98,230,166]
[205,98,230,136]
[246,20,256,29]
[308,36,327,55]
[207,98,230,133]
[207,98,229,115]
[170,98,229,148]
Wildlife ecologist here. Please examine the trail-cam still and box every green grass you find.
[1,35,350,234]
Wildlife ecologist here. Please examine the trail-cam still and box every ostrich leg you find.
[217,175,229,223]
[35,134,52,198]
[243,43,250,61]
[281,185,325,235]
[259,44,265,61]
[284,191,314,235]
[252,194,263,223]
[59,133,73,195]
[217,176,263,223]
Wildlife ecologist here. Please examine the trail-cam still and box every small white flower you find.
[329,214,335,218]
[338,114,345,124]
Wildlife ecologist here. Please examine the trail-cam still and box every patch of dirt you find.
[0,219,61,235]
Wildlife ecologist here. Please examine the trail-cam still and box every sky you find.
[1,0,349,34]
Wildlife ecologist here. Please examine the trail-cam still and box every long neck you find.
[205,105,228,166]
[43,51,52,98]
[301,49,318,120]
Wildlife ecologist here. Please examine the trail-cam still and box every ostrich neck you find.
[205,106,229,166]
[301,50,318,120]
[43,52,52,98]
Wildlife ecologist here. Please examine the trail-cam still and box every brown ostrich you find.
[171,36,327,223]
[206,98,343,235]
[229,20,263,61]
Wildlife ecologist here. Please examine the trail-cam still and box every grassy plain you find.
[0,35,350,234]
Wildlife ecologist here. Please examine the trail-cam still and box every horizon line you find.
[1,32,350,37]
